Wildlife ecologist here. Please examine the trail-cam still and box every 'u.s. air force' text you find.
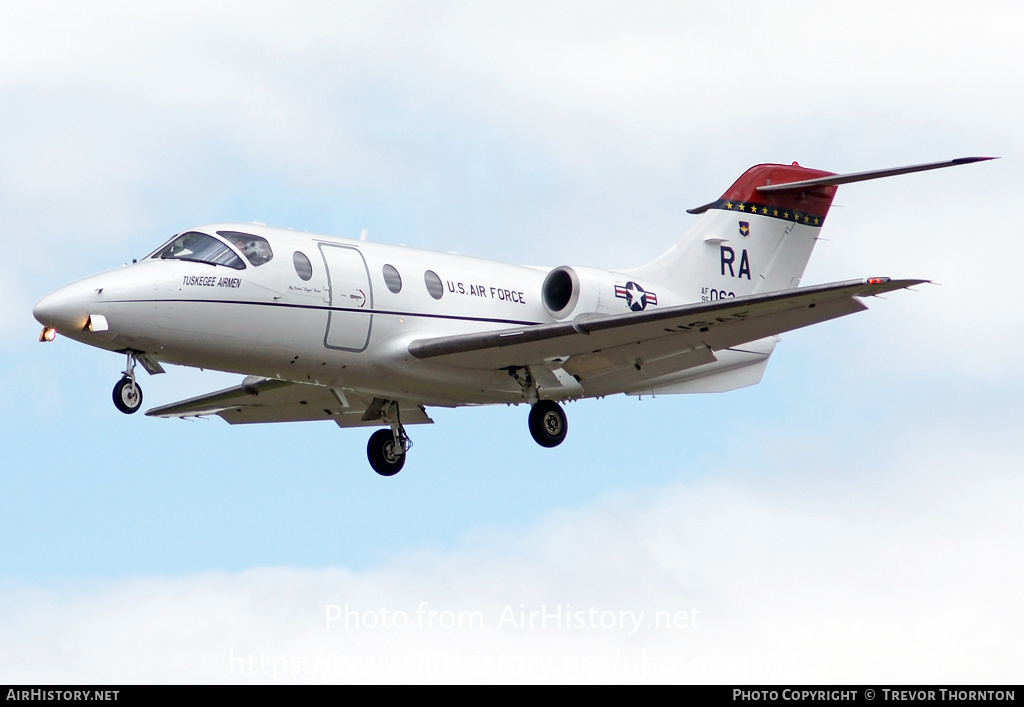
[446,280,526,304]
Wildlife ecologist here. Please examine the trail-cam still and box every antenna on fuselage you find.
[360,228,368,242]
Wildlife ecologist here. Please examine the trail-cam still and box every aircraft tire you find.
[367,429,406,476]
[528,400,567,448]
[112,377,143,414]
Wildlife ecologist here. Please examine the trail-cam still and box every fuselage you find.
[33,223,682,407]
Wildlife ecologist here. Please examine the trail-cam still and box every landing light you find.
[39,326,57,342]
[86,314,109,333]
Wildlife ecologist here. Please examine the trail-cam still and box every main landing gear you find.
[366,400,412,477]
[528,400,568,448]
[112,351,143,414]
[510,366,569,449]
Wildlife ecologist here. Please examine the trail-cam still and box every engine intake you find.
[542,266,580,318]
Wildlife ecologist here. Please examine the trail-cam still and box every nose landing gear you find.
[112,351,143,414]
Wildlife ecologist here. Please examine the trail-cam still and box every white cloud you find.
[1,420,1019,684]
[6,2,1020,201]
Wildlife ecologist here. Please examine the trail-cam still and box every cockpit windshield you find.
[218,231,274,267]
[151,231,245,270]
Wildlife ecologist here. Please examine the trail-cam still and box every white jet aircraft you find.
[34,157,990,475]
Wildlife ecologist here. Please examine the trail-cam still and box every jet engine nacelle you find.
[541,265,666,320]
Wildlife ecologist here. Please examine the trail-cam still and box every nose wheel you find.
[529,400,568,448]
[112,376,143,414]
[112,351,143,414]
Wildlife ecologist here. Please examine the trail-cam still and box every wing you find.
[145,377,433,427]
[409,277,924,391]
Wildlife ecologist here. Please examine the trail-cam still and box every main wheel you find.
[528,400,568,448]
[112,377,143,414]
[367,429,406,476]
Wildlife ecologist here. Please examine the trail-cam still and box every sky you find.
[1,0,1022,684]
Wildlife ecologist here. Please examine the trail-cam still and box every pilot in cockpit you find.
[235,236,273,267]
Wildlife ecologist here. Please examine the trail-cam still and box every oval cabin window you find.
[383,264,402,294]
[292,251,313,281]
[424,270,443,300]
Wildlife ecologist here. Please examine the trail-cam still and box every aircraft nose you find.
[33,282,92,334]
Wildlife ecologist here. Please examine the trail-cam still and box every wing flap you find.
[563,343,717,380]
[145,377,433,427]
[145,377,296,418]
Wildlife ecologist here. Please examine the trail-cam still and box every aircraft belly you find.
[362,365,521,406]
[624,337,778,396]
[149,305,525,406]
[569,346,719,398]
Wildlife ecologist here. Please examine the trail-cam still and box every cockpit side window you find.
[152,231,245,270]
[218,231,274,267]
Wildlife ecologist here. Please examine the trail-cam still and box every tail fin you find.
[633,162,838,302]
[633,157,994,302]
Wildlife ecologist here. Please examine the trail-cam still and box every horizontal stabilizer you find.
[687,157,995,214]
[757,157,995,193]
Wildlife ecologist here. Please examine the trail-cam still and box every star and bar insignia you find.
[615,281,658,312]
